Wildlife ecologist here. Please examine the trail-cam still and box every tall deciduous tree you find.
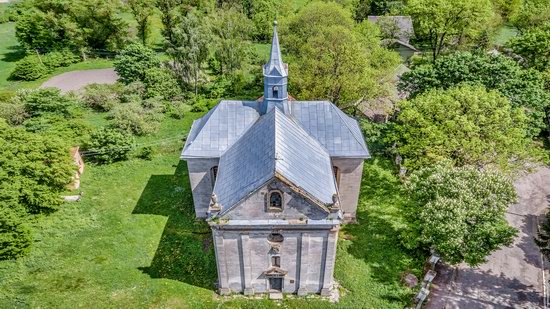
[403,162,517,266]
[407,0,495,60]
[128,0,155,45]
[507,23,550,72]
[168,9,210,94]
[114,43,161,84]
[393,84,530,171]
[399,52,550,137]
[510,0,550,32]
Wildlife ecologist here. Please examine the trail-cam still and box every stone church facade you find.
[181,22,369,296]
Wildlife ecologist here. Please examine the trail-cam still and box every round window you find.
[268,233,284,243]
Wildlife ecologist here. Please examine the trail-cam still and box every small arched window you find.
[211,166,218,187]
[268,233,284,242]
[268,191,283,211]
[272,86,279,99]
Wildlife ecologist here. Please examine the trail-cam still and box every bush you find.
[0,102,29,125]
[166,100,192,119]
[190,96,218,112]
[82,83,121,111]
[86,128,134,164]
[12,88,79,117]
[42,50,80,68]
[136,146,155,160]
[0,205,32,261]
[109,103,163,136]
[403,162,517,266]
[10,55,49,81]
[119,81,146,103]
[114,43,160,84]
[143,68,181,100]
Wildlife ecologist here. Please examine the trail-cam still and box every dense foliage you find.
[403,162,517,266]
[114,43,160,84]
[0,206,32,260]
[393,84,529,171]
[10,50,80,81]
[15,0,128,52]
[400,52,550,137]
[85,128,134,164]
[507,23,550,71]
[407,0,496,59]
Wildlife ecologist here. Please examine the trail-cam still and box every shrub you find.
[12,88,79,117]
[82,83,121,111]
[114,43,160,84]
[143,68,181,100]
[136,146,155,160]
[10,54,49,81]
[109,103,162,136]
[403,162,517,266]
[166,100,192,119]
[0,102,29,125]
[119,81,146,103]
[0,205,32,261]
[42,50,80,68]
[190,96,218,112]
[86,128,134,164]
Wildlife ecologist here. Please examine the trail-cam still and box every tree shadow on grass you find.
[342,158,425,303]
[2,45,26,63]
[132,161,217,290]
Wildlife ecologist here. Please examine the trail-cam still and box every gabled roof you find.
[292,101,370,158]
[181,100,260,158]
[213,108,337,214]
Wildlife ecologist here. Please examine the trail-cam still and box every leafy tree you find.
[400,52,550,137]
[209,7,254,75]
[114,43,161,84]
[143,68,182,99]
[0,121,76,214]
[16,0,129,52]
[168,9,210,95]
[12,88,79,118]
[507,23,550,72]
[288,2,400,109]
[0,205,32,261]
[510,0,550,31]
[353,0,405,21]
[406,0,495,60]
[403,162,517,266]
[393,84,530,171]
[86,127,134,164]
[535,210,550,262]
[248,0,291,41]
[128,0,155,45]
[82,83,122,111]
[156,0,182,45]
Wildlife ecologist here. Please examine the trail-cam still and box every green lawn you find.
[0,108,423,308]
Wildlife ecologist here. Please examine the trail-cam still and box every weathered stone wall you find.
[186,158,219,218]
[332,158,364,222]
[224,179,328,220]
[212,226,338,295]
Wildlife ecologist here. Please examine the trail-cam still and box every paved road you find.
[426,168,550,309]
[40,68,118,93]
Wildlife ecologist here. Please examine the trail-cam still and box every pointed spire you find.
[265,20,287,77]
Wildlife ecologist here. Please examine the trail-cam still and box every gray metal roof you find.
[181,100,260,158]
[292,101,370,158]
[214,108,337,213]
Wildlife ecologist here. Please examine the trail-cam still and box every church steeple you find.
[262,20,290,115]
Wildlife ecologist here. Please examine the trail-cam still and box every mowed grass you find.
[0,107,423,308]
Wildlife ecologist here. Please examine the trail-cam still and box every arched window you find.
[268,191,283,211]
[272,86,279,99]
[268,233,284,243]
[211,166,218,187]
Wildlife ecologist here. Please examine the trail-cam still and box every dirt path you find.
[40,68,118,93]
[426,168,550,309]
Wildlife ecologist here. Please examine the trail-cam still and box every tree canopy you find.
[507,23,550,72]
[400,52,550,137]
[403,162,517,266]
[393,84,530,171]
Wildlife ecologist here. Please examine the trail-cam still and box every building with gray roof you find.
[181,21,369,297]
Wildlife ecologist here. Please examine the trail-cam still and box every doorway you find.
[269,277,283,292]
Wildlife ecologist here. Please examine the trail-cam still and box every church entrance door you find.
[269,278,283,292]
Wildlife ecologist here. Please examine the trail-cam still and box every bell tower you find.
[261,20,290,115]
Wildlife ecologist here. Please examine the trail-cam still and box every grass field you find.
[0,107,423,308]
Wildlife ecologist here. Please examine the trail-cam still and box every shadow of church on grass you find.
[132,161,217,290]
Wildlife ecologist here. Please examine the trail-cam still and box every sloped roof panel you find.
[292,101,370,158]
[181,101,260,158]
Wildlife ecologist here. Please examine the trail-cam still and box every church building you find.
[181,21,369,296]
